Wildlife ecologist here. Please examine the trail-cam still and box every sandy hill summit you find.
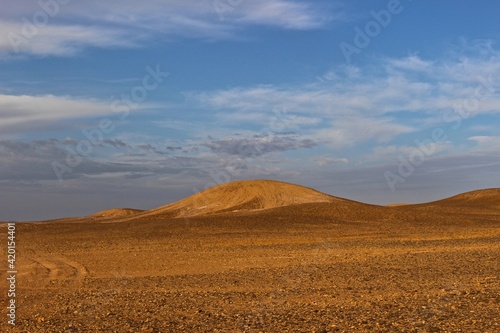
[118,179,347,220]
[76,180,499,222]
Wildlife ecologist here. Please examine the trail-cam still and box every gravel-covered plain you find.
[1,197,499,332]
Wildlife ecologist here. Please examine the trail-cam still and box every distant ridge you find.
[430,188,500,210]
[62,182,500,223]
[386,203,410,207]
[128,179,346,219]
[90,208,144,218]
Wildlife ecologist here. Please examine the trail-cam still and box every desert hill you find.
[422,188,500,210]
[90,208,145,218]
[118,179,350,220]
[386,203,410,207]
[11,182,500,332]
[81,182,499,223]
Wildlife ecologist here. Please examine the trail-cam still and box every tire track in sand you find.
[27,253,89,285]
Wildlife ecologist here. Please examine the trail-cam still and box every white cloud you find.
[313,156,348,167]
[387,55,433,72]
[315,118,414,148]
[0,94,150,134]
[0,21,135,57]
[365,141,452,164]
[201,133,317,157]
[0,0,332,57]
[195,85,375,116]
[468,135,500,151]
[235,1,329,29]
[67,0,330,31]
[190,51,500,149]
[193,54,498,119]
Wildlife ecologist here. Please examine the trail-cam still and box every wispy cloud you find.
[0,135,305,185]
[191,47,500,148]
[0,94,151,135]
[315,117,414,148]
[202,133,317,158]
[0,21,134,57]
[0,0,333,58]
[468,135,500,151]
[195,52,500,118]
[313,156,349,167]
[68,0,331,31]
[0,94,108,125]
[234,1,331,29]
[364,142,452,165]
[386,55,434,72]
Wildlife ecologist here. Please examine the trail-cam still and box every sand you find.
[1,180,499,332]
[90,208,145,219]
[128,179,342,219]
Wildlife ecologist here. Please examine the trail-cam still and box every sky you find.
[1,0,500,221]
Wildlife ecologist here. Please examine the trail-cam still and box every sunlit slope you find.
[90,208,145,218]
[422,188,500,211]
[131,179,347,219]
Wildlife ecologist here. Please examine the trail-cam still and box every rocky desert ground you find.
[1,180,499,332]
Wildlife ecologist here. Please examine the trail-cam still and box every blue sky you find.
[1,0,500,221]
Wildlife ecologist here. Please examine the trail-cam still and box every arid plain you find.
[1,180,499,332]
